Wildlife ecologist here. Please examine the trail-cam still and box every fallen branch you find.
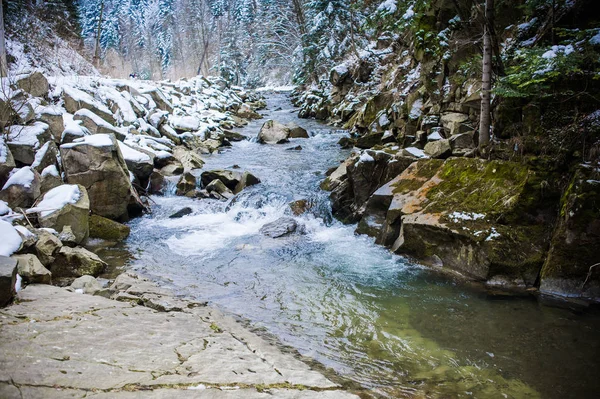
[581,263,600,290]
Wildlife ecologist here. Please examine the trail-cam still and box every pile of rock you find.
[1,71,267,306]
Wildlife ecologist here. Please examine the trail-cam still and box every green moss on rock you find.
[89,214,130,241]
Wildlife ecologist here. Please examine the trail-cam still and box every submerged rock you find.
[200,169,260,194]
[169,207,193,219]
[259,217,304,238]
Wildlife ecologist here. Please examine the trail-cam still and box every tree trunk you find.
[0,1,8,77]
[93,1,105,69]
[479,0,494,151]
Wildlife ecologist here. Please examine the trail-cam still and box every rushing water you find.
[106,94,600,398]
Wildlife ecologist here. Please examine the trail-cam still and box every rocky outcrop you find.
[356,158,558,287]
[540,166,600,299]
[60,134,132,221]
[257,120,291,144]
[15,71,49,98]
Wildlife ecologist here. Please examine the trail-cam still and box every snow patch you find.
[0,220,22,257]
[34,185,81,217]
[449,212,485,222]
[61,134,114,149]
[2,167,35,190]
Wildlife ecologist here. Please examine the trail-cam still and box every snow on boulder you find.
[60,134,132,220]
[170,115,201,132]
[402,147,429,159]
[0,200,10,216]
[99,86,138,125]
[36,105,65,142]
[0,166,41,209]
[35,184,90,244]
[139,88,173,112]
[0,220,22,257]
[15,71,49,98]
[73,109,126,140]
[31,141,59,173]
[117,141,153,183]
[62,86,116,125]
[257,120,291,144]
[6,122,51,165]
[61,115,91,144]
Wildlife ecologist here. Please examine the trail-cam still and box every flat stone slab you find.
[0,281,359,398]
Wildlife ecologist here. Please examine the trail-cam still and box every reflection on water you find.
[116,94,600,398]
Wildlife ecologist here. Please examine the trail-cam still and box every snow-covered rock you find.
[0,166,42,209]
[6,122,51,165]
[35,184,90,244]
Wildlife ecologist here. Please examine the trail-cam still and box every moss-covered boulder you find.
[89,214,130,241]
[357,158,557,286]
[540,166,600,299]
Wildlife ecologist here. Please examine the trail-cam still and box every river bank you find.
[0,272,360,398]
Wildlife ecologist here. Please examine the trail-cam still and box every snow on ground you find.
[0,220,22,257]
[449,212,486,222]
[33,185,82,217]
[0,200,10,216]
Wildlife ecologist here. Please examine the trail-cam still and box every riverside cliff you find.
[296,0,600,301]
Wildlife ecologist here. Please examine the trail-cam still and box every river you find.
[95,93,600,398]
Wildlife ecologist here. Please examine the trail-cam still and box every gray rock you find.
[62,86,116,125]
[206,179,234,200]
[0,255,17,307]
[259,217,303,238]
[287,122,309,138]
[13,254,52,284]
[32,141,59,174]
[175,172,196,196]
[35,230,63,266]
[37,184,90,245]
[257,120,290,144]
[0,166,42,209]
[74,109,126,140]
[6,122,51,165]
[51,246,107,278]
[172,146,204,171]
[36,109,64,142]
[201,169,260,194]
[70,275,102,295]
[15,71,49,97]
[0,141,16,186]
[60,134,132,221]
[159,162,184,176]
[424,139,452,159]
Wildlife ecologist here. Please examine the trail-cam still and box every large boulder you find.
[200,169,260,194]
[12,254,52,284]
[357,158,557,287]
[540,167,600,300]
[36,184,90,244]
[235,103,262,119]
[286,122,309,138]
[62,86,116,125]
[73,109,126,140]
[60,134,132,221]
[15,71,49,98]
[440,112,471,136]
[89,214,130,241]
[6,122,51,165]
[117,141,153,184]
[51,246,107,278]
[0,166,42,209]
[0,255,18,307]
[141,88,174,112]
[257,120,290,144]
[423,139,452,159]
